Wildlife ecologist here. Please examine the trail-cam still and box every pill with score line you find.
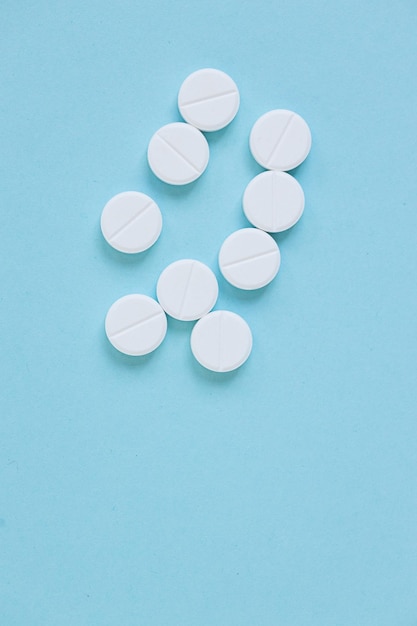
[191,310,252,372]
[219,228,281,290]
[157,259,218,321]
[178,68,240,132]
[249,109,311,171]
[243,170,305,232]
[147,122,209,185]
[101,191,162,253]
[105,294,167,356]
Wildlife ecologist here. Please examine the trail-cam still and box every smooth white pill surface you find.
[101,191,162,253]
[249,109,311,171]
[243,171,305,232]
[157,259,218,321]
[178,68,240,132]
[147,122,209,185]
[219,228,281,290]
[105,294,167,356]
[191,310,252,372]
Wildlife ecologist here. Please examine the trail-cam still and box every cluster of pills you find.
[101,68,311,372]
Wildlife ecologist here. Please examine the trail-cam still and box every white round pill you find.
[147,122,209,185]
[243,171,305,232]
[178,68,240,132]
[100,191,162,253]
[219,228,280,290]
[105,294,167,356]
[191,310,252,372]
[157,259,218,321]
[249,109,312,171]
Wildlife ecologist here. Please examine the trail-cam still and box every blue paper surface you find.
[1,1,417,624]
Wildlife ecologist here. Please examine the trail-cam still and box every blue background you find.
[1,1,417,624]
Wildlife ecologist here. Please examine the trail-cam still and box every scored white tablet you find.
[219,228,281,290]
[243,171,305,232]
[191,310,252,372]
[249,109,311,171]
[157,259,218,321]
[105,294,167,356]
[147,122,209,185]
[178,68,240,132]
[101,191,162,253]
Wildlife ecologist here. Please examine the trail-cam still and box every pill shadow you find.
[201,125,230,147]
[207,123,265,182]
[271,214,307,250]
[240,144,265,179]
[169,102,183,120]
[288,158,310,178]
[271,229,295,247]
[164,316,194,350]
[217,273,278,304]
[166,317,194,333]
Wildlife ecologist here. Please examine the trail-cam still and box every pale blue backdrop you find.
[1,1,417,624]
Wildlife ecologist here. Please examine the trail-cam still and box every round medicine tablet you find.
[243,171,305,232]
[178,68,240,132]
[249,109,311,171]
[219,228,281,290]
[157,259,218,321]
[100,191,162,253]
[191,310,252,372]
[147,122,209,185]
[105,294,167,356]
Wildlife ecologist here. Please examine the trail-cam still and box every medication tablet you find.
[191,310,252,372]
[100,191,162,253]
[147,122,209,185]
[249,109,311,171]
[243,171,305,232]
[157,259,218,321]
[105,294,167,356]
[178,68,240,132]
[219,228,280,290]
